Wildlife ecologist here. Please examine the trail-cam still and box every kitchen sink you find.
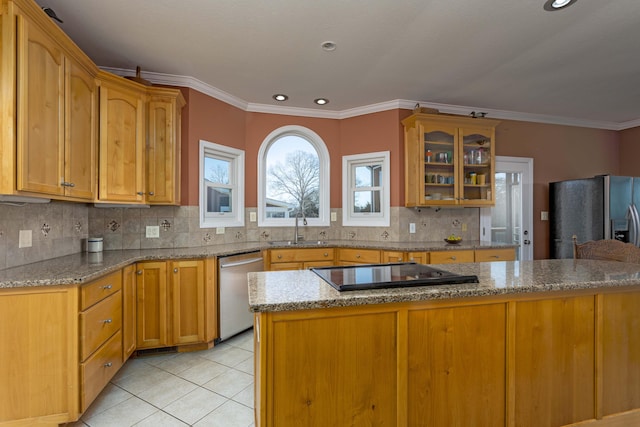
[267,240,329,246]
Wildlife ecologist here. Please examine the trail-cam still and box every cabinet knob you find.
[148,191,155,196]
[408,257,414,261]
[450,256,457,260]
[277,255,282,259]
[356,254,361,258]
[136,270,143,275]
[102,284,112,290]
[491,255,500,259]
[137,191,145,195]
[398,257,403,262]
[103,318,112,324]
[324,253,328,257]
[104,362,113,368]
[60,181,75,187]
[174,268,178,273]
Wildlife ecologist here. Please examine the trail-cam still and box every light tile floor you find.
[66,329,255,427]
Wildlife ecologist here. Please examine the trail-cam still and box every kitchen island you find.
[249,259,640,427]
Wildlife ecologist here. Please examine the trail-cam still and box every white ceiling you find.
[35,0,640,130]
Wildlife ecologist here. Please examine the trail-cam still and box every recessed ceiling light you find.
[273,94,288,101]
[543,0,577,11]
[314,98,329,105]
[321,41,337,52]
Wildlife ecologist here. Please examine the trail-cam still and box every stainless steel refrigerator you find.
[549,175,640,258]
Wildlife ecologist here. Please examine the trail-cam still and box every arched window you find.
[258,126,330,227]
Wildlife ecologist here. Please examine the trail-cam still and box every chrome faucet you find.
[294,210,307,244]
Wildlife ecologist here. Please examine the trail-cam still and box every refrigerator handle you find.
[633,205,640,247]
[625,205,636,245]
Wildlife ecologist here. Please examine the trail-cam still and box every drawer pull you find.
[356,254,361,258]
[450,256,457,260]
[491,255,500,258]
[102,284,113,290]
[324,253,328,257]
[104,362,113,368]
[137,191,145,196]
[174,268,179,273]
[137,270,143,275]
[277,255,282,259]
[103,319,112,324]
[149,191,155,196]
[398,257,403,261]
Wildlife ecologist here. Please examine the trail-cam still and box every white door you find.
[480,156,534,260]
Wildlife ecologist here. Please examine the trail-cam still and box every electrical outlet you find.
[541,211,549,221]
[145,225,160,238]
[331,212,337,222]
[216,227,225,234]
[250,212,257,222]
[462,223,468,232]
[18,230,32,248]
[409,223,416,234]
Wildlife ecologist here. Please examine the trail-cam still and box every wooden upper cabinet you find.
[1,3,97,201]
[65,59,97,199]
[97,71,146,203]
[146,89,185,205]
[16,13,65,196]
[403,113,500,207]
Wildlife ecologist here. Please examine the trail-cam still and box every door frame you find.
[480,156,534,261]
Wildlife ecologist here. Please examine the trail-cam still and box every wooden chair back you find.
[572,235,640,263]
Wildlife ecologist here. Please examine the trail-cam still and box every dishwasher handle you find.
[219,257,264,269]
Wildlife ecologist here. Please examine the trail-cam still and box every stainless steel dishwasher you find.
[217,251,263,341]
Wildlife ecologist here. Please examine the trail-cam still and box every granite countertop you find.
[0,239,514,289]
[248,259,640,313]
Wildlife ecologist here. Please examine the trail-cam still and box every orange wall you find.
[180,87,631,259]
[619,126,640,176]
[494,120,620,259]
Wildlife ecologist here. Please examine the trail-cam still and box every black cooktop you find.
[310,262,479,292]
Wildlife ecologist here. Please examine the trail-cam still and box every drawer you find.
[81,330,123,412]
[81,271,122,310]
[429,250,475,264]
[338,248,381,264]
[270,248,335,263]
[80,291,122,360]
[475,248,516,262]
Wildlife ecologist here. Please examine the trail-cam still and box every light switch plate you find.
[18,229,32,248]
[409,223,416,233]
[216,227,225,234]
[331,212,337,222]
[541,211,549,221]
[250,212,257,222]
[146,225,160,238]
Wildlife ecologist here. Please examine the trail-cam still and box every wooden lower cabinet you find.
[382,251,430,263]
[256,290,640,427]
[513,296,595,426]
[407,303,506,426]
[0,285,79,425]
[136,259,212,350]
[122,264,137,360]
[475,248,516,262]
[268,248,335,271]
[429,249,475,264]
[337,248,381,265]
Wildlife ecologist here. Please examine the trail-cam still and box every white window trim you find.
[199,140,245,228]
[342,151,390,227]
[258,125,330,227]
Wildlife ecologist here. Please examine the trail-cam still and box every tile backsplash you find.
[0,202,479,269]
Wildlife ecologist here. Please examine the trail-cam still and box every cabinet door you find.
[423,123,458,204]
[147,94,181,205]
[337,248,381,265]
[407,251,429,264]
[601,291,640,416]
[170,260,205,345]
[475,248,516,262]
[514,296,595,426]
[407,303,506,426]
[16,15,65,196]
[122,264,137,360]
[65,58,97,200]
[135,262,168,349]
[99,79,145,202]
[459,126,495,205]
[381,251,405,263]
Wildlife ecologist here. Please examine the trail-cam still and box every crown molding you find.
[100,66,638,131]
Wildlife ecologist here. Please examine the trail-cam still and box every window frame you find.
[257,125,330,227]
[199,139,245,228]
[342,151,390,227]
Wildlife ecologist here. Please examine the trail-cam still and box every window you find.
[199,140,244,228]
[342,151,390,227]
[258,126,330,227]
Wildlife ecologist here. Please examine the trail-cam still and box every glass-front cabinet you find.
[403,113,500,207]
